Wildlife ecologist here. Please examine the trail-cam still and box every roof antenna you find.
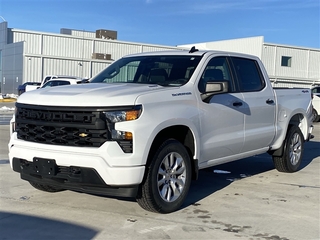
[189,46,199,53]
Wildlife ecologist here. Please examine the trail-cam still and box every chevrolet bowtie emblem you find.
[79,133,88,137]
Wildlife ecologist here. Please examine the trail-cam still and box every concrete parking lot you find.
[0,101,319,240]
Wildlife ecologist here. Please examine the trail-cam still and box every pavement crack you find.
[273,182,320,189]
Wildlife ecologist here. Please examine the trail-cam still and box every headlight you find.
[10,115,16,136]
[103,105,142,140]
[103,109,141,123]
[10,108,17,135]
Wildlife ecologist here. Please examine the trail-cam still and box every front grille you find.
[16,103,109,147]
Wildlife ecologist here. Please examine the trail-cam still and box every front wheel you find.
[136,139,192,213]
[273,125,304,173]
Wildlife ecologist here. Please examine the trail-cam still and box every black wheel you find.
[29,181,64,192]
[273,125,304,173]
[312,109,320,122]
[136,139,192,213]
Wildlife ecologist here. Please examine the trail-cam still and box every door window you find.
[231,57,265,92]
[198,57,235,93]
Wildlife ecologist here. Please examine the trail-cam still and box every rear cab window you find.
[231,57,265,92]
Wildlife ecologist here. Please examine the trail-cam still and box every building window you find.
[281,56,292,67]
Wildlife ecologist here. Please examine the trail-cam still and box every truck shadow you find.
[184,154,274,208]
[301,140,320,168]
[0,211,98,239]
[183,139,319,209]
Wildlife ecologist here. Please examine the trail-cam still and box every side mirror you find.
[205,81,228,93]
[201,81,229,102]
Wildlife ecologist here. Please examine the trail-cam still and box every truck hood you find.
[17,83,168,106]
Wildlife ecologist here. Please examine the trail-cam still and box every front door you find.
[197,56,245,166]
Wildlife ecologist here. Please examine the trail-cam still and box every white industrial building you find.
[178,36,320,88]
[0,21,180,94]
[0,21,319,94]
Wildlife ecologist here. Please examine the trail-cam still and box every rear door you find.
[230,57,276,152]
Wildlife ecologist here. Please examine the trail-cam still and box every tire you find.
[29,181,64,193]
[312,109,320,122]
[273,125,304,173]
[136,139,192,213]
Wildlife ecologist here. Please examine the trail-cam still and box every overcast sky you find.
[0,0,319,48]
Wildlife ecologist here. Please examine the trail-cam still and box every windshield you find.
[90,55,202,86]
[42,80,70,88]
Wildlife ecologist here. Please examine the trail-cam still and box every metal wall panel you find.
[60,28,96,38]
[13,32,41,54]
[0,22,8,49]
[141,45,180,53]
[26,57,93,81]
[94,41,141,60]
[275,47,308,78]
[308,50,320,79]
[261,45,276,76]
[94,41,179,60]
[1,41,24,94]
[42,35,93,59]
[43,58,86,78]
[180,36,264,57]
[91,62,111,77]
[76,60,91,79]
[263,44,320,84]
[24,56,42,82]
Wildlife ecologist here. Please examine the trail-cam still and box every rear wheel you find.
[312,109,320,122]
[29,181,64,192]
[273,125,304,173]
[136,139,192,213]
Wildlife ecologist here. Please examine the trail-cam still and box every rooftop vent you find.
[96,29,117,40]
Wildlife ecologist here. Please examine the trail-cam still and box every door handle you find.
[233,101,243,107]
[266,99,274,104]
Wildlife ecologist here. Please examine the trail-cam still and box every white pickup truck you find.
[25,75,83,92]
[9,49,313,213]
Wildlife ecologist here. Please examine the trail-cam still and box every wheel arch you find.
[147,125,199,180]
[288,113,309,141]
[270,113,307,157]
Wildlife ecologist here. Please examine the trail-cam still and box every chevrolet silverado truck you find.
[9,48,313,213]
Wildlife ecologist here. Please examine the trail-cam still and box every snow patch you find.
[0,106,15,111]
[213,170,231,174]
[1,93,18,99]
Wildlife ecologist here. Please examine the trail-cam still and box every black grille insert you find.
[16,103,109,147]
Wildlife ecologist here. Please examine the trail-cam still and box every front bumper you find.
[12,157,139,198]
[8,133,145,194]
